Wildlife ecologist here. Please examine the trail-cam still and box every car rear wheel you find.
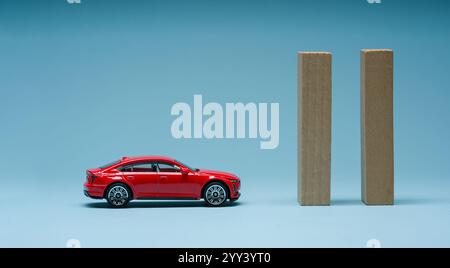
[106,183,131,208]
[204,182,228,207]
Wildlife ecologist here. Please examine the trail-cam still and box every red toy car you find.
[83,156,241,207]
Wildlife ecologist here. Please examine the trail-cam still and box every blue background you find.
[1,0,450,247]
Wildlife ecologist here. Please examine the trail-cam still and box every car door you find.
[157,162,195,198]
[120,162,159,198]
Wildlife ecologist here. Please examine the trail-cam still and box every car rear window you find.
[99,160,121,169]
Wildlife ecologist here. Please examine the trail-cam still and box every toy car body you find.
[84,156,241,207]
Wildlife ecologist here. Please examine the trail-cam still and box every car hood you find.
[197,169,238,180]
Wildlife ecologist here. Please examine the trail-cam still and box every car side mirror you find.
[180,167,189,175]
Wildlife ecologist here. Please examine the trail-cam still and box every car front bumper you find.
[231,192,241,201]
[230,180,241,198]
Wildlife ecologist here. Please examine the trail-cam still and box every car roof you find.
[120,155,176,162]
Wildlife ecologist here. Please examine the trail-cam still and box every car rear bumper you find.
[84,190,103,199]
[83,182,105,199]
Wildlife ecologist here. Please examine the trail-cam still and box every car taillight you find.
[86,172,96,183]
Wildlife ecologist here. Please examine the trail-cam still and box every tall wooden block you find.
[361,49,394,205]
[298,52,332,206]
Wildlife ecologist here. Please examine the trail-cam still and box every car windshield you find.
[175,160,196,171]
[99,159,121,169]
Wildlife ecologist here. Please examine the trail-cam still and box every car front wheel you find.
[204,182,228,207]
[106,183,131,208]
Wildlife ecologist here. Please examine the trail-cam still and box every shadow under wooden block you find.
[361,49,394,206]
[297,52,332,206]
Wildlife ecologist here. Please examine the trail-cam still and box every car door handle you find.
[127,176,135,179]
[160,176,168,179]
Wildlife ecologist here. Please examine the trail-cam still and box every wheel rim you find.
[108,185,129,206]
[205,184,226,205]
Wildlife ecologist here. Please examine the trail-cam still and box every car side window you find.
[157,162,181,173]
[118,165,133,172]
[119,162,157,173]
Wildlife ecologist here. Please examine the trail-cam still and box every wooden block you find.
[297,52,332,206]
[361,49,394,205]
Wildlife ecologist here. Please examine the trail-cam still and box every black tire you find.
[105,183,131,208]
[203,182,229,207]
